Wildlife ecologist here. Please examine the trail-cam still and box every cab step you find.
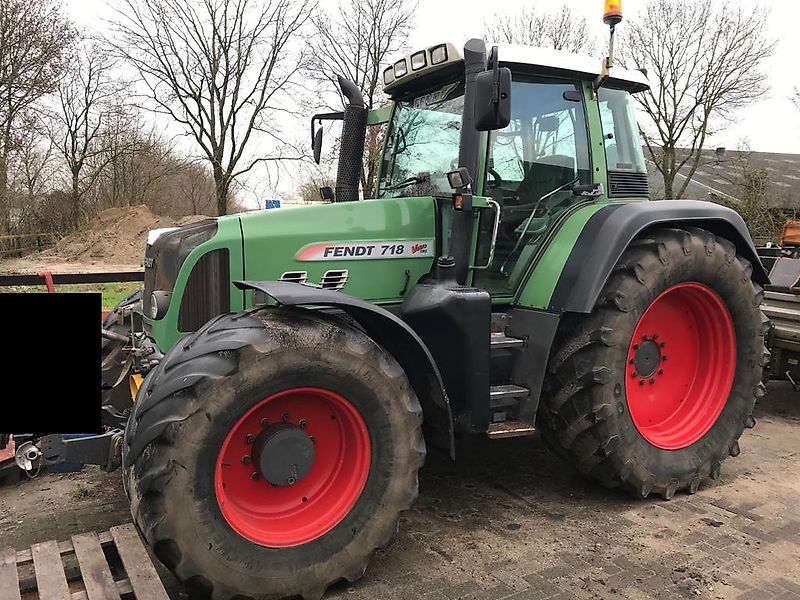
[489,384,530,408]
[490,332,525,349]
[486,420,537,439]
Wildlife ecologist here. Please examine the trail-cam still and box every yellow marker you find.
[604,0,623,25]
[129,373,144,401]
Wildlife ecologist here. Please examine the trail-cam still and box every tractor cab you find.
[375,43,650,295]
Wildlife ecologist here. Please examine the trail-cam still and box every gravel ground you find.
[1,382,798,600]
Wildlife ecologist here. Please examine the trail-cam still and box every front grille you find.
[143,220,218,318]
[178,249,230,332]
[608,171,649,198]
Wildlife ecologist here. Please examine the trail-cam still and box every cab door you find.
[472,77,594,296]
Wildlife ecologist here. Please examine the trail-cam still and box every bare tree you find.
[308,0,414,198]
[51,43,121,226]
[110,0,313,216]
[0,0,74,232]
[485,5,594,53]
[9,121,57,206]
[793,87,800,113]
[621,0,774,199]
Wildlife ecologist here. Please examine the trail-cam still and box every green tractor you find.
[102,15,768,600]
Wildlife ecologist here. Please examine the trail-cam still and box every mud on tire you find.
[123,308,425,600]
[540,227,769,499]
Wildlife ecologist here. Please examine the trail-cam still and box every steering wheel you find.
[486,168,503,188]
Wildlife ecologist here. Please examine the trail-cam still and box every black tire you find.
[102,289,143,411]
[123,308,425,600]
[540,227,769,499]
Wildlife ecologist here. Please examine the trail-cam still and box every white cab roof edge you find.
[383,41,649,95]
[498,44,649,90]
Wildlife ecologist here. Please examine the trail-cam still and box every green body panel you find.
[367,105,392,125]
[515,203,606,309]
[238,196,437,305]
[584,81,609,193]
[146,216,245,350]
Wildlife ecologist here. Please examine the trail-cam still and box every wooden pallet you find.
[0,524,170,600]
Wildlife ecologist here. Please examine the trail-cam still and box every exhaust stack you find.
[335,76,367,202]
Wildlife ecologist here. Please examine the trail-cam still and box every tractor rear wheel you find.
[540,227,768,499]
[123,308,424,600]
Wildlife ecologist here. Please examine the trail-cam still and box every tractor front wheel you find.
[541,227,768,499]
[123,308,424,600]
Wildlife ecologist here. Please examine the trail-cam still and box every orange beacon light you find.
[604,0,623,26]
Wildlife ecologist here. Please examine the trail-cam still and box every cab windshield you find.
[378,82,464,198]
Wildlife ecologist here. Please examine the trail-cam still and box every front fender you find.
[547,200,769,314]
[234,280,455,458]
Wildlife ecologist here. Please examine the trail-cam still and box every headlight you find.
[150,290,172,320]
[430,44,448,65]
[383,66,395,85]
[393,59,407,78]
[411,51,427,71]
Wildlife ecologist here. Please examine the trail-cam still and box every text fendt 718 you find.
[21,13,772,600]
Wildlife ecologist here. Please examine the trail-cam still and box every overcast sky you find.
[65,0,800,199]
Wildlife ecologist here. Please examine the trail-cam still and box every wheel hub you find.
[632,338,662,379]
[252,424,315,486]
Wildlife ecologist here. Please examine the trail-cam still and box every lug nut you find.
[260,417,269,426]
[660,342,666,348]
[649,378,655,384]
[639,380,645,386]
[245,434,255,444]
[281,412,289,423]
[662,355,668,361]
[658,369,664,375]
[631,371,638,378]
[241,455,251,465]
[634,344,639,350]
[629,358,635,365]
[642,334,648,340]
[299,419,307,429]
[251,472,260,481]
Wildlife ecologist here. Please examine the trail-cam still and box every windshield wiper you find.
[383,172,431,192]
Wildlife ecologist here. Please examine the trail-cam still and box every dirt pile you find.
[42,205,211,266]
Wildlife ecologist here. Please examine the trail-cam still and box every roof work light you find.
[603,0,623,26]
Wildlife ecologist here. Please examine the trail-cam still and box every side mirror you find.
[312,127,323,165]
[309,111,344,165]
[474,46,511,132]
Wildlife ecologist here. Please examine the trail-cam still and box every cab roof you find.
[382,41,650,97]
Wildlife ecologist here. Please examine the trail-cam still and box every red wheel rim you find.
[625,282,736,450]
[214,387,371,547]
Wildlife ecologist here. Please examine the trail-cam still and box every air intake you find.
[608,171,649,198]
[280,271,308,284]
[320,269,348,290]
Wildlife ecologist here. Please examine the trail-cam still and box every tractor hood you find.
[144,196,440,351]
[237,197,438,303]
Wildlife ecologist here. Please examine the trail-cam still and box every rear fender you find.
[234,280,455,458]
[548,200,769,313]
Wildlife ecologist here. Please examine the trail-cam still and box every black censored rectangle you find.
[0,293,101,434]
